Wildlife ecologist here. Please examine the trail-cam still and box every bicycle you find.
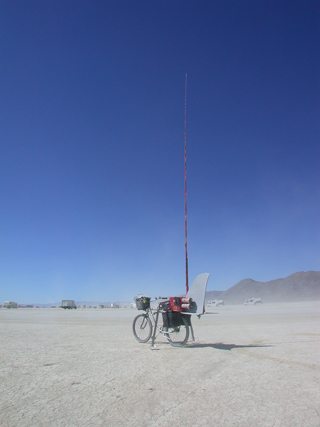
[132,296,193,348]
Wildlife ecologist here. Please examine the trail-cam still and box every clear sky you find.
[1,1,319,303]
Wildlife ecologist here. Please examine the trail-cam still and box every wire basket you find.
[135,296,150,310]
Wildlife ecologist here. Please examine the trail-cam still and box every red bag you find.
[169,297,182,312]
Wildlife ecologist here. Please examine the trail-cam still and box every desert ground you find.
[0,301,319,426]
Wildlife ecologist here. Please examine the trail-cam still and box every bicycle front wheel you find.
[132,314,152,343]
[167,315,189,347]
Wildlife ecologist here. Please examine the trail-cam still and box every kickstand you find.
[189,320,196,342]
[150,310,160,350]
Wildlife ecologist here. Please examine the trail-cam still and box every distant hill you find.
[205,290,224,302]
[210,271,320,304]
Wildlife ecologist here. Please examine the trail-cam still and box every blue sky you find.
[1,1,319,303]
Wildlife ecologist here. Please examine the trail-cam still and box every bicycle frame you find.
[142,307,163,344]
[150,307,162,348]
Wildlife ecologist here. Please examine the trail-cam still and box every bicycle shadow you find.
[185,342,273,351]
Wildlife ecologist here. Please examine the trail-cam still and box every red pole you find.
[184,73,189,294]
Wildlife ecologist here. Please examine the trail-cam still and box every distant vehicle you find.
[207,299,224,307]
[4,301,18,309]
[61,300,77,309]
[244,298,262,305]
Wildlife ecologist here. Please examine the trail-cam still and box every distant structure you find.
[207,299,224,307]
[60,300,77,309]
[244,298,262,305]
[4,301,18,309]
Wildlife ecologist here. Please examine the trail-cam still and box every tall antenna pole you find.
[184,73,189,294]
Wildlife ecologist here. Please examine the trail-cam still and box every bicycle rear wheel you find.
[167,315,189,347]
[132,314,152,343]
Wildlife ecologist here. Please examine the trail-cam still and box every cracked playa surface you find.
[0,301,319,426]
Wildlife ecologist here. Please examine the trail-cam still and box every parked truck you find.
[61,300,77,309]
[4,301,18,309]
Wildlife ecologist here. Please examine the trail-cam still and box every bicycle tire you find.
[167,314,189,347]
[132,314,152,343]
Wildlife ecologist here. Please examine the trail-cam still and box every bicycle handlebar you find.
[150,296,169,302]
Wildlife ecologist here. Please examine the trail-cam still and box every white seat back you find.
[185,273,210,315]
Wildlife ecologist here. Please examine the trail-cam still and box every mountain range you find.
[207,270,320,304]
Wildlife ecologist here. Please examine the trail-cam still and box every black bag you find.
[162,310,191,328]
[161,300,191,328]
[162,310,184,328]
